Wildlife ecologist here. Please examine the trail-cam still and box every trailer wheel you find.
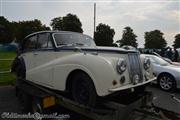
[17,91,32,113]
[72,73,97,107]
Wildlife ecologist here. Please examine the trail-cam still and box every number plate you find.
[43,96,55,108]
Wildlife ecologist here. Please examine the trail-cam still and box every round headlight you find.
[117,58,127,74]
[144,57,151,70]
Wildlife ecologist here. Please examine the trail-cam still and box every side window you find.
[37,33,53,49]
[24,35,37,50]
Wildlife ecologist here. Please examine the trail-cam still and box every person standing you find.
[173,48,179,62]
[166,48,173,60]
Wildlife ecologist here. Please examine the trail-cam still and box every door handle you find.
[33,53,38,55]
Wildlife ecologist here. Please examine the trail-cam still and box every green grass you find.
[0,51,16,86]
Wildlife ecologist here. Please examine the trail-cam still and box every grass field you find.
[0,51,16,85]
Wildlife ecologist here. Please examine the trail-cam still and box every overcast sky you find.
[0,0,179,47]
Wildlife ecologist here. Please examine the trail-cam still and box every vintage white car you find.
[12,31,156,106]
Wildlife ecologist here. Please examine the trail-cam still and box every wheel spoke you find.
[159,75,174,90]
[168,82,172,85]
[165,84,170,89]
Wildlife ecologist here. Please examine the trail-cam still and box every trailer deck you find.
[15,79,180,120]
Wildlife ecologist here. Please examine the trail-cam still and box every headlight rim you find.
[117,58,127,74]
[144,57,151,70]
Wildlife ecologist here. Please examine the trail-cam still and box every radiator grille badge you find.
[133,74,140,84]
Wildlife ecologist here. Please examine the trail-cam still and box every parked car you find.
[12,31,156,106]
[152,52,180,66]
[141,54,180,91]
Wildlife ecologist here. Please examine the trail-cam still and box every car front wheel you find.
[158,74,176,91]
[72,73,97,107]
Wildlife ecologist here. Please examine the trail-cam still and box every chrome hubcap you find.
[159,76,173,90]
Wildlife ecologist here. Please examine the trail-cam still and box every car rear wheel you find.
[158,74,176,91]
[72,73,97,107]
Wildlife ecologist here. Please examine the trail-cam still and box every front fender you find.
[53,53,117,96]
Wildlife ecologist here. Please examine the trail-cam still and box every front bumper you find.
[108,77,156,92]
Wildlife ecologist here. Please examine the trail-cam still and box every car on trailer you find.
[12,31,156,107]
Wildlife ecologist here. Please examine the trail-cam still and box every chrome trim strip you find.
[52,33,58,48]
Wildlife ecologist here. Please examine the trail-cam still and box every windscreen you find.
[151,56,170,66]
[53,33,96,47]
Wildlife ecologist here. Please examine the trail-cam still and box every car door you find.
[21,35,37,81]
[32,33,55,87]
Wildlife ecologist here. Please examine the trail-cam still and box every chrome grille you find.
[128,53,143,84]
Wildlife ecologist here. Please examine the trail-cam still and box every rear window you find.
[24,35,37,50]
[37,33,53,49]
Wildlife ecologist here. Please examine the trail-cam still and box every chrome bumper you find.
[108,77,156,92]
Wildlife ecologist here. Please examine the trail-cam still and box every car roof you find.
[24,30,84,39]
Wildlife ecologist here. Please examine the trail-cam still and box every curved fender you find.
[53,53,117,96]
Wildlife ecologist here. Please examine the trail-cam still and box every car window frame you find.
[36,33,53,50]
[20,32,56,53]
[21,34,38,52]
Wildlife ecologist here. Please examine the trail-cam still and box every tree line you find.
[0,13,180,49]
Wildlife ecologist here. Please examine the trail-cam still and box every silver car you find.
[141,54,180,91]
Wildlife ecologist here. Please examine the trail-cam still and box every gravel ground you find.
[0,85,20,113]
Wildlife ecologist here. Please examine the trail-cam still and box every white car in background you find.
[12,31,156,106]
[141,54,180,91]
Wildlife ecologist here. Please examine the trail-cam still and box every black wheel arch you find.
[157,72,175,81]
[11,56,26,78]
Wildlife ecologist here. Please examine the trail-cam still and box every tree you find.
[94,23,115,46]
[144,30,167,49]
[0,16,13,44]
[15,19,50,43]
[62,13,83,33]
[173,34,180,48]
[118,27,138,48]
[50,17,63,30]
[0,17,50,44]
[50,13,83,33]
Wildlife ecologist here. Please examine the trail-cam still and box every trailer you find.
[15,79,179,120]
